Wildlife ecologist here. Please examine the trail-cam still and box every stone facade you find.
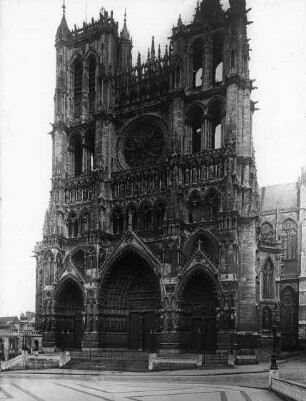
[34,0,306,355]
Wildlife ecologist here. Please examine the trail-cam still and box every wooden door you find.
[129,312,140,350]
[143,312,156,351]
[206,318,216,351]
[192,318,205,352]
[74,315,83,350]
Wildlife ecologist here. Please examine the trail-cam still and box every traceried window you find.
[281,219,297,261]
[262,259,275,299]
[261,222,274,244]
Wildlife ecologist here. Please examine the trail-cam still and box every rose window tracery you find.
[124,123,165,168]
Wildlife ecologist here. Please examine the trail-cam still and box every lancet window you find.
[68,212,78,237]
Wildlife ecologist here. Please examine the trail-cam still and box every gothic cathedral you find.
[35,0,306,358]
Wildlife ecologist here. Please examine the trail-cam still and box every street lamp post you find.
[269,307,279,389]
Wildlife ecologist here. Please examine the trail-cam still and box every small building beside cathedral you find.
[34,0,306,360]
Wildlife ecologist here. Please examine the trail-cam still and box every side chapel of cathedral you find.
[34,0,306,357]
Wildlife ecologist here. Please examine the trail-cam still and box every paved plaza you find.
[1,356,305,401]
[0,374,280,401]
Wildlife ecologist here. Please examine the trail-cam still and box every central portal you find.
[98,251,161,351]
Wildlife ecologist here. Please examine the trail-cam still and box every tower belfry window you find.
[192,113,202,154]
[74,59,83,118]
[207,101,224,149]
[88,56,96,113]
[192,39,204,89]
[84,129,95,172]
[70,135,83,176]
[212,33,224,85]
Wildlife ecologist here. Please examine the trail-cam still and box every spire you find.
[56,0,70,44]
[120,9,130,40]
[137,52,141,67]
[177,14,183,27]
[151,36,155,59]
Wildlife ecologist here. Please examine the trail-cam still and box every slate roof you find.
[260,182,298,212]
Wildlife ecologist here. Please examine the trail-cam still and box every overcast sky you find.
[0,0,305,316]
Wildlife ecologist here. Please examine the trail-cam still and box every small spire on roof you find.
[120,9,130,40]
[62,0,66,15]
[151,36,155,59]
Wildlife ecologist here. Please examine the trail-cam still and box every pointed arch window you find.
[212,32,224,85]
[192,112,202,153]
[281,219,297,261]
[84,129,95,172]
[73,59,83,119]
[88,56,96,113]
[141,203,152,231]
[154,201,166,230]
[69,135,83,176]
[262,259,275,299]
[207,101,224,149]
[192,38,204,89]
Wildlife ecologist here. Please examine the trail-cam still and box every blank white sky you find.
[0,0,305,316]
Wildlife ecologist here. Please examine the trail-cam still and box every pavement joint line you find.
[11,384,46,401]
[54,382,114,401]
[0,387,13,400]
[240,391,253,401]
[220,391,229,401]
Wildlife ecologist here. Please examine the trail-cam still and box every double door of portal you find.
[191,317,216,352]
[129,311,157,351]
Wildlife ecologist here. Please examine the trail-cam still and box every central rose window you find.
[123,123,165,168]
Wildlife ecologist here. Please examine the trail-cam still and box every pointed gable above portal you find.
[104,230,162,273]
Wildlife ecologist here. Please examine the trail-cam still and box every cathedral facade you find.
[34,0,306,356]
